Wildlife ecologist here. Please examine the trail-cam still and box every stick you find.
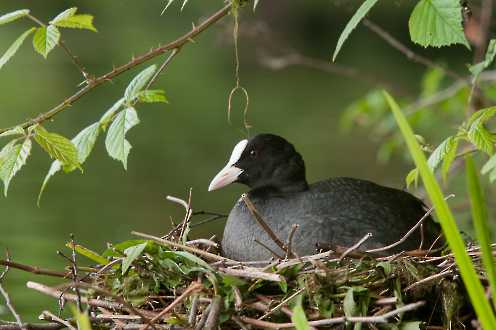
[204,295,222,330]
[0,284,25,330]
[140,282,202,330]
[241,194,294,257]
[285,224,299,259]
[132,231,231,262]
[258,288,305,320]
[217,267,283,282]
[340,233,372,260]
[39,311,75,330]
[239,301,425,328]
[0,260,68,278]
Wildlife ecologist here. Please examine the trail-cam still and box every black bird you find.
[209,134,439,261]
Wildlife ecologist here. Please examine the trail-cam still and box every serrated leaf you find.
[53,15,96,32]
[49,7,78,25]
[0,139,31,196]
[37,123,100,205]
[406,168,419,188]
[0,9,30,25]
[408,0,469,48]
[291,304,310,330]
[470,39,496,77]
[124,65,157,103]
[137,89,168,103]
[427,136,456,171]
[441,136,458,182]
[0,126,24,138]
[332,0,379,62]
[467,106,496,127]
[467,121,494,155]
[0,27,36,70]
[100,98,125,130]
[32,25,61,58]
[34,125,79,167]
[66,242,109,265]
[122,242,147,274]
[105,107,140,170]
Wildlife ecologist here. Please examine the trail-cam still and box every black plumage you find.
[209,134,439,261]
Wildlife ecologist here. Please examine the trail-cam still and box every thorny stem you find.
[0,3,232,135]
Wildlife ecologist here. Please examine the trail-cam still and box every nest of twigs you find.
[1,195,495,330]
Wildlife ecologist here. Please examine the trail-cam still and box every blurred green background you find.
[0,0,485,321]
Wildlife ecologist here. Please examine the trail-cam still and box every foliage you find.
[384,92,496,328]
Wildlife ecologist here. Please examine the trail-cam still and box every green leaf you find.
[122,242,147,274]
[0,28,36,70]
[0,139,31,196]
[399,321,423,330]
[34,125,79,167]
[441,136,458,182]
[408,0,469,48]
[332,0,379,62]
[137,89,168,103]
[169,251,213,271]
[481,154,496,176]
[291,304,310,330]
[465,155,496,308]
[32,25,61,58]
[66,242,109,265]
[0,126,24,138]
[222,275,247,287]
[0,9,30,25]
[124,65,157,103]
[38,123,99,205]
[105,107,140,170]
[52,15,96,32]
[467,106,496,127]
[467,121,494,155]
[406,168,419,188]
[427,136,453,170]
[100,98,125,130]
[384,90,496,329]
[343,288,357,317]
[49,8,78,25]
[470,39,496,77]
[70,305,93,330]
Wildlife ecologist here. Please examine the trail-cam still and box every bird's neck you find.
[249,180,309,198]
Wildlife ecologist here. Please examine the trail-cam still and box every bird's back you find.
[222,177,438,261]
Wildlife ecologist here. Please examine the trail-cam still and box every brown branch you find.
[131,231,231,262]
[239,301,425,328]
[0,323,63,330]
[216,266,283,282]
[140,282,202,330]
[241,194,294,258]
[204,295,222,330]
[285,224,299,259]
[363,19,465,82]
[339,232,372,260]
[0,3,232,135]
[0,260,68,278]
[26,281,157,319]
[0,284,25,330]
[258,288,304,320]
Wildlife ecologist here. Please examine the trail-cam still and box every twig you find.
[239,301,425,328]
[259,288,305,320]
[285,224,299,259]
[68,234,82,312]
[40,311,75,330]
[241,194,294,257]
[254,239,284,259]
[0,250,10,282]
[217,267,283,282]
[194,305,211,330]
[0,323,63,330]
[363,19,464,81]
[140,282,202,330]
[188,295,199,326]
[190,214,227,228]
[0,283,25,330]
[340,233,372,260]
[166,190,193,242]
[132,231,231,262]
[186,239,218,248]
[366,194,453,253]
[0,260,68,278]
[26,281,157,318]
[145,48,180,90]
[204,295,222,330]
[405,270,454,291]
[0,3,232,135]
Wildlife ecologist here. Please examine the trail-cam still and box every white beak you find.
[208,139,248,191]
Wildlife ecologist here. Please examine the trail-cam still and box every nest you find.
[1,195,494,330]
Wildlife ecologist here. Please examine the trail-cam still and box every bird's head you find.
[208,134,308,194]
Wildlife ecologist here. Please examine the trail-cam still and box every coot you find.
[209,134,439,261]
